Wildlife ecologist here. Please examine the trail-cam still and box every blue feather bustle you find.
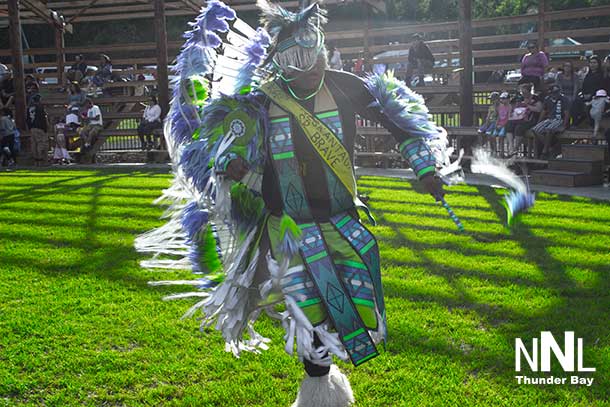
[163,0,274,279]
[504,190,536,226]
[363,72,444,140]
[234,28,272,93]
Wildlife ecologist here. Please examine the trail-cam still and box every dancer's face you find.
[284,55,326,91]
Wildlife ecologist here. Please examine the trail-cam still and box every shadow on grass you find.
[0,168,172,291]
[372,180,609,399]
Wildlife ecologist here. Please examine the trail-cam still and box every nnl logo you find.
[515,331,596,372]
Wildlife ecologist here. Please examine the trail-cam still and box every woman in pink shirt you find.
[520,42,549,92]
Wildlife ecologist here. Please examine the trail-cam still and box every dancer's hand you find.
[421,174,445,201]
[225,156,249,181]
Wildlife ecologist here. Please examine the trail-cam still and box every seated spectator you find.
[66,54,88,85]
[79,99,103,150]
[478,91,499,148]
[65,104,81,131]
[0,70,15,111]
[25,81,40,107]
[53,118,71,165]
[67,82,87,110]
[492,92,512,156]
[138,96,163,150]
[507,83,543,156]
[532,84,569,158]
[92,54,113,87]
[519,42,548,92]
[26,94,49,166]
[586,89,610,139]
[0,108,17,170]
[572,55,610,125]
[554,61,580,111]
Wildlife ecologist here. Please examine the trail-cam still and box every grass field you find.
[0,168,608,407]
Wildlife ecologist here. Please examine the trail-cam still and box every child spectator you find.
[65,104,81,131]
[492,92,512,156]
[532,84,569,158]
[478,91,499,149]
[587,89,610,139]
[53,119,71,165]
[0,108,17,170]
[507,83,543,156]
[479,92,500,134]
[26,94,49,166]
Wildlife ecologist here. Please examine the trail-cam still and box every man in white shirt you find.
[329,46,343,71]
[137,95,163,150]
[79,99,103,150]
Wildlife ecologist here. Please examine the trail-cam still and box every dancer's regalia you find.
[136,1,530,405]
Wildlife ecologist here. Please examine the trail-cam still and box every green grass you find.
[0,169,608,406]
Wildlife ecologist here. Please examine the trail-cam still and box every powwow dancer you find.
[136,1,531,405]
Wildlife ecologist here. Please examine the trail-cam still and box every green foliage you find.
[0,169,608,406]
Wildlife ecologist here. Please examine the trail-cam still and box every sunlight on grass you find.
[0,171,608,406]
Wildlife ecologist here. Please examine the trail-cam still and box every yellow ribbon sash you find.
[260,81,357,199]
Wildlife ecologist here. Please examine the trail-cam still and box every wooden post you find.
[7,0,26,130]
[538,0,546,51]
[154,0,169,117]
[458,0,473,127]
[363,1,370,69]
[55,27,65,85]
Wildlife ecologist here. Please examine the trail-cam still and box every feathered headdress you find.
[257,0,328,76]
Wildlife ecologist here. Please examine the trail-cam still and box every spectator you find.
[66,54,88,85]
[407,33,434,87]
[65,104,81,131]
[0,63,8,83]
[67,82,87,109]
[478,91,499,147]
[519,41,548,92]
[493,92,512,156]
[0,70,15,111]
[81,67,97,96]
[25,80,40,107]
[532,84,569,158]
[53,118,71,165]
[79,99,103,150]
[586,89,610,139]
[137,95,163,150]
[0,108,17,170]
[26,94,49,166]
[554,61,580,110]
[92,54,113,87]
[329,46,343,71]
[353,52,365,76]
[507,82,543,156]
[572,55,610,125]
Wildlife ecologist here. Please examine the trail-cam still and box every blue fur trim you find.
[234,28,272,93]
[181,201,209,242]
[277,232,301,258]
[364,72,444,141]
